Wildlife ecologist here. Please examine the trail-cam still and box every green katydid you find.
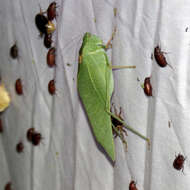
[77,31,150,162]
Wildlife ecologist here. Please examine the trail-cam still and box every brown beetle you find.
[4,182,12,190]
[44,33,52,49]
[47,2,57,21]
[173,154,186,172]
[10,44,18,59]
[144,77,152,96]
[154,46,167,67]
[31,132,42,146]
[35,8,48,35]
[15,78,23,95]
[16,141,24,153]
[48,79,55,95]
[27,128,35,142]
[154,46,173,69]
[0,118,3,133]
[129,181,138,190]
[47,47,56,67]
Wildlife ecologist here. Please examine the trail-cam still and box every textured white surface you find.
[0,0,190,189]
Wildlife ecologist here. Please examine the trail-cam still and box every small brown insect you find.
[129,181,138,190]
[154,46,173,69]
[48,79,55,95]
[10,44,18,59]
[35,10,48,35]
[27,128,35,142]
[16,141,24,153]
[144,77,152,96]
[4,182,12,190]
[47,2,57,21]
[15,78,23,95]
[0,118,3,133]
[173,154,186,172]
[47,47,56,67]
[44,33,52,49]
[154,46,167,67]
[31,132,42,146]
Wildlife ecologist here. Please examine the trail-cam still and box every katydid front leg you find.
[105,27,117,50]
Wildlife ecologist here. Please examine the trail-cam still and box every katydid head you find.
[79,32,103,56]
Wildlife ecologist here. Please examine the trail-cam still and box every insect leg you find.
[105,27,117,50]
[111,65,136,69]
[107,110,150,148]
[112,124,128,151]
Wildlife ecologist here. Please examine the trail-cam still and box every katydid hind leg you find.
[107,110,150,147]
[112,124,128,151]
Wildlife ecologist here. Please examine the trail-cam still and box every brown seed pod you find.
[173,154,186,171]
[4,182,12,190]
[10,44,18,59]
[129,181,138,190]
[144,77,152,96]
[48,79,55,95]
[47,2,57,21]
[16,141,24,153]
[44,33,52,49]
[47,47,56,67]
[31,132,42,146]
[27,128,35,142]
[15,78,23,95]
[0,118,3,133]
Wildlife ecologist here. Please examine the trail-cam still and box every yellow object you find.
[46,21,55,34]
[0,83,10,112]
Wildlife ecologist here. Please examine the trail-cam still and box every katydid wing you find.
[77,33,149,162]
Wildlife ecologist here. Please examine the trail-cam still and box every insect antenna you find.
[111,65,136,69]
[167,63,174,70]
[38,3,46,14]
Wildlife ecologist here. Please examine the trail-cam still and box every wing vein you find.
[86,55,106,106]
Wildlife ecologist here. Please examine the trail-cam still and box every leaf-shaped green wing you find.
[78,42,115,161]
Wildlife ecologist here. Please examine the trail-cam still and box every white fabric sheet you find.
[0,0,190,189]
